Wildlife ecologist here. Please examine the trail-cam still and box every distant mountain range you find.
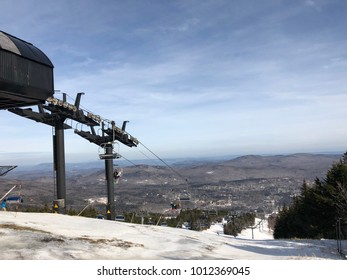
[5,152,342,181]
[174,153,341,183]
[1,152,343,214]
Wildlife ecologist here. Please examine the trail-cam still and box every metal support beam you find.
[9,93,101,214]
[9,93,138,218]
[105,143,115,220]
[53,118,66,213]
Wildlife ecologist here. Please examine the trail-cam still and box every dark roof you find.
[0,31,54,109]
[0,31,53,67]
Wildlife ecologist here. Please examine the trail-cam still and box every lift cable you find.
[136,140,188,185]
[136,147,153,161]
[119,154,138,167]
[134,145,181,184]
[52,92,187,185]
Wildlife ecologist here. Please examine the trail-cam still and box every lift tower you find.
[9,93,100,212]
[75,120,138,220]
[1,30,138,218]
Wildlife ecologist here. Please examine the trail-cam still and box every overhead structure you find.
[0,31,54,109]
[9,92,139,219]
[75,120,138,220]
[74,121,138,148]
[9,93,100,213]
[1,31,139,219]
[0,165,17,176]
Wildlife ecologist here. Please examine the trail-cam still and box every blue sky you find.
[1,0,347,165]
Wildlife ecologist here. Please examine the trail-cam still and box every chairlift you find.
[179,195,191,201]
[135,210,148,218]
[113,168,122,180]
[208,209,218,216]
[98,142,121,160]
[113,167,123,184]
[115,215,125,222]
[179,189,191,201]
[179,178,191,201]
[182,222,191,230]
[1,200,6,210]
[5,195,23,204]
[170,201,180,210]
[1,184,23,210]
[99,153,121,160]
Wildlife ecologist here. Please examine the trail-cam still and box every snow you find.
[0,212,345,260]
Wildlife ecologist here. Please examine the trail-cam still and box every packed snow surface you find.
[0,212,345,260]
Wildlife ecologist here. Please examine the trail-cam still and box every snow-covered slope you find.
[0,212,344,260]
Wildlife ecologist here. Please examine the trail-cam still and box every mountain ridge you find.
[1,153,342,214]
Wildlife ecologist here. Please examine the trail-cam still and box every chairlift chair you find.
[98,142,121,160]
[99,153,121,160]
[1,185,23,210]
[179,179,191,201]
[115,214,125,222]
[5,195,23,204]
[113,168,122,180]
[179,190,191,201]
[208,209,218,216]
[113,167,123,185]
[1,200,6,210]
[179,195,191,201]
[170,201,180,210]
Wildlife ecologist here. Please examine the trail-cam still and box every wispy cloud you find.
[305,0,323,10]
[1,0,347,162]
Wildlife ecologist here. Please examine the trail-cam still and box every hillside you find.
[0,153,341,214]
[0,212,345,260]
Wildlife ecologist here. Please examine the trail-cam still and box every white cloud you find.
[1,0,347,162]
[305,0,322,10]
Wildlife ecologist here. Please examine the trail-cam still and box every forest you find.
[274,153,347,240]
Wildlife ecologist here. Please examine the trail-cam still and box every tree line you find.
[274,152,347,240]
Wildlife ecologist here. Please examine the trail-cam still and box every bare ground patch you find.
[0,223,50,234]
[0,223,143,249]
[75,236,144,249]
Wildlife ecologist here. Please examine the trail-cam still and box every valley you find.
[1,153,341,216]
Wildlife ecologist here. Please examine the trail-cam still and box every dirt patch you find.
[41,237,65,243]
[205,245,214,251]
[0,223,50,234]
[0,223,143,249]
[75,237,144,249]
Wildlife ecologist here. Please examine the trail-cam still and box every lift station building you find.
[0,30,54,109]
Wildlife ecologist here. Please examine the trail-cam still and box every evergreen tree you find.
[273,204,292,239]
[274,153,347,239]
